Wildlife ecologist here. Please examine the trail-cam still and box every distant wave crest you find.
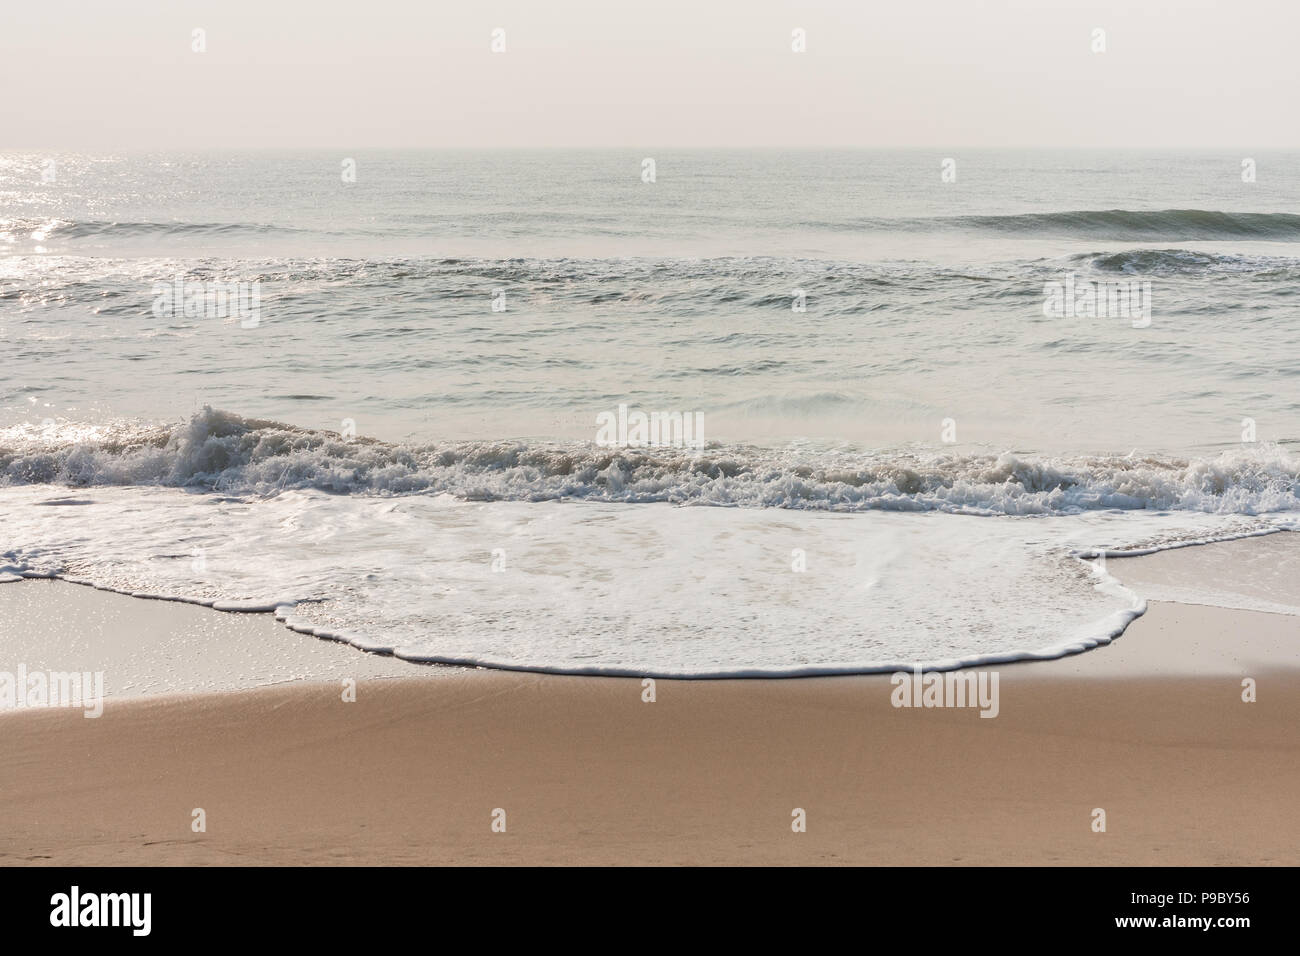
[952,209,1300,240]
[10,208,1300,248]
[0,217,304,242]
[814,209,1300,241]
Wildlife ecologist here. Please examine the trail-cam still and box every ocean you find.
[3,149,1299,675]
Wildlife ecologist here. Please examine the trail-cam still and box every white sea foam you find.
[3,409,1300,516]
[4,410,1298,675]
[1,478,1292,676]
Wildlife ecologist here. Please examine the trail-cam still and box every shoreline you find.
[4,533,1298,865]
[3,553,1299,863]
[4,524,1299,691]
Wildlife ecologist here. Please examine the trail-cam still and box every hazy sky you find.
[4,0,1295,148]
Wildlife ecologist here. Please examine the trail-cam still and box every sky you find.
[3,0,1295,148]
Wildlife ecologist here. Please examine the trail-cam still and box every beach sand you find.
[2,538,1298,866]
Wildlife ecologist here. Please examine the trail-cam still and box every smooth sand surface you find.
[1108,529,1300,618]
[0,578,446,700]
[2,585,1297,864]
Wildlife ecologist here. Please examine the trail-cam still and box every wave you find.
[1067,248,1300,275]
[11,209,1300,249]
[0,217,305,242]
[826,209,1300,241]
[960,209,1300,239]
[7,249,1294,328]
[3,409,1300,516]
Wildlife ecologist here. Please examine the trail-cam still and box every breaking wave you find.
[3,408,1299,516]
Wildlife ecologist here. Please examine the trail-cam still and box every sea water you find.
[3,150,1299,674]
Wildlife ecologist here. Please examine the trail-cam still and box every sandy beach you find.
[3,537,1297,867]
[7,0,1300,892]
